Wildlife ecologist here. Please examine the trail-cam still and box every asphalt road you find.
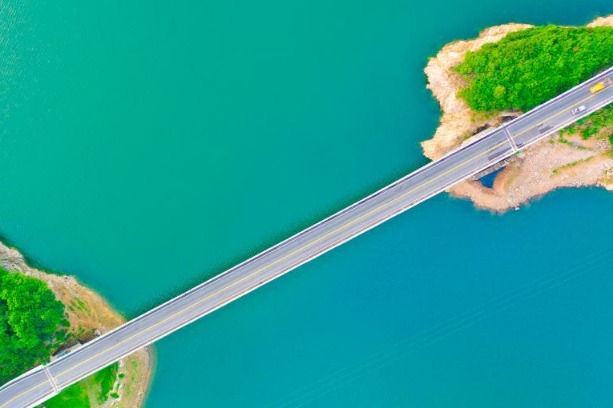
[1,66,612,408]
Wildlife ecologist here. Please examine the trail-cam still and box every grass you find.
[70,299,90,314]
[555,135,589,150]
[44,383,89,408]
[92,362,119,404]
[121,358,140,400]
[44,362,119,408]
[552,156,595,176]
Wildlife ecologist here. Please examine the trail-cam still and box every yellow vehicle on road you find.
[590,77,612,94]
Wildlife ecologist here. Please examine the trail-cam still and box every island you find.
[0,242,152,408]
[423,15,613,211]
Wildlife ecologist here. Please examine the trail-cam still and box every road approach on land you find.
[1,66,613,408]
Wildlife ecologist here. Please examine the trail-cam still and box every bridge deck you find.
[2,66,612,408]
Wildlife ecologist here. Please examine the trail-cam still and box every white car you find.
[571,105,587,116]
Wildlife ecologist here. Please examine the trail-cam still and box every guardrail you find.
[1,65,612,408]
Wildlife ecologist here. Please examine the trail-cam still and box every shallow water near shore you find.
[1,1,613,406]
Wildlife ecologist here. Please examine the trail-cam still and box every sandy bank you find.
[0,241,152,408]
[422,17,613,212]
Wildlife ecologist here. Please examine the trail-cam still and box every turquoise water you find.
[1,1,613,406]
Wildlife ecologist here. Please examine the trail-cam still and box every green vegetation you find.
[0,267,122,407]
[45,363,120,408]
[70,298,90,314]
[121,358,140,401]
[560,104,613,140]
[44,382,90,408]
[0,267,68,385]
[552,156,595,175]
[95,362,119,404]
[455,25,613,112]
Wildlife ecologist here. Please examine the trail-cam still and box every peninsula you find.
[424,15,613,211]
[0,242,152,408]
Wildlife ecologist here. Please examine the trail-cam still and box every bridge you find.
[1,66,612,408]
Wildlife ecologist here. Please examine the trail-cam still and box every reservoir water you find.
[1,1,612,406]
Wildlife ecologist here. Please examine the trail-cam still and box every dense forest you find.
[0,267,68,385]
[455,25,613,112]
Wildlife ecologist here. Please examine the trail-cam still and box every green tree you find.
[493,85,506,99]
[0,267,68,385]
[455,26,613,112]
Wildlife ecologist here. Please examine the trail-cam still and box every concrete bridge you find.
[1,66,612,408]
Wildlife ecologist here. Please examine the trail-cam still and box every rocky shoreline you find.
[0,241,152,408]
[423,16,613,212]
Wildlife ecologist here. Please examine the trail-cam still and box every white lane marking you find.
[42,367,59,394]
[503,127,518,152]
[3,70,612,408]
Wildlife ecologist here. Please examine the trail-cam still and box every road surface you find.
[1,66,612,408]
